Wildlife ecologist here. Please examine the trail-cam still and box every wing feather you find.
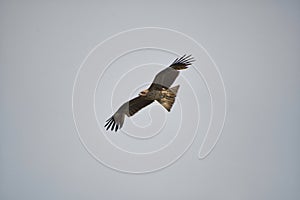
[104,96,154,132]
[127,96,154,116]
[149,55,194,90]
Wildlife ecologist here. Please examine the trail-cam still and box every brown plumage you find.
[105,55,194,132]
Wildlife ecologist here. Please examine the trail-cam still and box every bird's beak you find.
[139,90,147,96]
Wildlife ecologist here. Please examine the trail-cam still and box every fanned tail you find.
[157,85,180,112]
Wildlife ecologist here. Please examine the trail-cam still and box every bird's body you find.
[140,88,172,100]
[140,89,160,100]
[105,55,194,132]
[140,85,180,111]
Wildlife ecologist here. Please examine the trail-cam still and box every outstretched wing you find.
[149,55,194,90]
[105,96,154,132]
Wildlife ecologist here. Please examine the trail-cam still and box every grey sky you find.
[1,1,300,200]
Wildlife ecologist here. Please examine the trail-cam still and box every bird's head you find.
[139,89,149,96]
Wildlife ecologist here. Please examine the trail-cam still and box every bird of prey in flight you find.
[105,55,194,132]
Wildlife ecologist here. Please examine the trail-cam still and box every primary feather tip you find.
[104,116,119,132]
[171,54,195,69]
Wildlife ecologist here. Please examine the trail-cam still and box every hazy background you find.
[1,0,300,199]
